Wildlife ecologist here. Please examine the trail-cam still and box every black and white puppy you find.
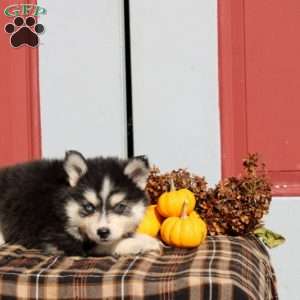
[0,151,161,256]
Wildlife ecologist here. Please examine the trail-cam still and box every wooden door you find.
[219,0,300,195]
[0,0,41,167]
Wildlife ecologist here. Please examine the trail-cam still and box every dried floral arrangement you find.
[145,153,272,236]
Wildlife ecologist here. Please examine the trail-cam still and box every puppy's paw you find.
[113,234,162,257]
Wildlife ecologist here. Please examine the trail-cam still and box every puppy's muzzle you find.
[97,227,110,240]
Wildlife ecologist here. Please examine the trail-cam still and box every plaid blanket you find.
[0,235,277,300]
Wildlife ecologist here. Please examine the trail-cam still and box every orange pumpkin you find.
[160,201,207,248]
[136,205,163,237]
[157,180,196,217]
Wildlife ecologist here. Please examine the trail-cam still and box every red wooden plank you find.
[245,0,300,171]
[218,0,247,176]
[218,0,300,196]
[0,0,41,167]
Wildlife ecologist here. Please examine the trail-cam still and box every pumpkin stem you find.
[169,178,176,192]
[180,200,188,219]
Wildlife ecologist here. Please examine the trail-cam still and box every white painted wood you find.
[265,198,300,300]
[38,0,127,158]
[130,0,220,185]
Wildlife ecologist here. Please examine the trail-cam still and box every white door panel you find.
[130,0,220,185]
[38,0,127,158]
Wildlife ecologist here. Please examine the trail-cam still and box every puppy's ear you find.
[64,150,87,187]
[124,156,149,190]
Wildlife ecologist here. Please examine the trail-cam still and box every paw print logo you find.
[4,16,44,48]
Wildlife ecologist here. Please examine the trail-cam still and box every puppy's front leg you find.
[40,232,86,256]
[113,234,162,257]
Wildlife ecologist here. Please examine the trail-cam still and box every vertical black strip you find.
[123,0,134,158]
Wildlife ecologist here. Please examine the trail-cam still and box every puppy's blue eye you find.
[83,203,95,214]
[114,203,127,214]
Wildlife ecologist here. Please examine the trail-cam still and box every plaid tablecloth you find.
[0,235,277,300]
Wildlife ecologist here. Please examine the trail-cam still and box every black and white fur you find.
[0,151,161,256]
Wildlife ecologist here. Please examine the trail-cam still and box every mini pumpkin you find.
[160,201,207,248]
[157,180,196,217]
[136,205,163,237]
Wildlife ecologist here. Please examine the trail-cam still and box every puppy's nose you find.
[97,227,110,239]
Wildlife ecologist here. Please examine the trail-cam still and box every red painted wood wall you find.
[0,0,41,167]
[219,0,300,196]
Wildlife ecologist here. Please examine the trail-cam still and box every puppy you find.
[0,151,161,256]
